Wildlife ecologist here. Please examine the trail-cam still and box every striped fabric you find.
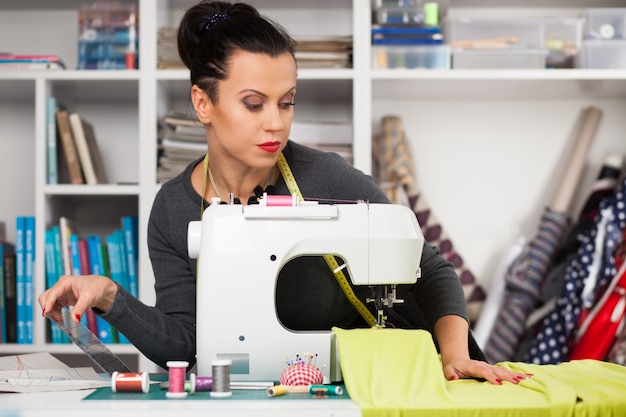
[372,115,485,324]
[484,208,570,364]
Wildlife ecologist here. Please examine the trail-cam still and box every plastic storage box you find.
[583,8,626,40]
[543,18,584,68]
[451,49,547,69]
[446,17,547,69]
[576,40,626,68]
[78,2,138,70]
[446,17,544,49]
[372,44,450,69]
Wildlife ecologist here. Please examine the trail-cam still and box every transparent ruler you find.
[46,306,132,375]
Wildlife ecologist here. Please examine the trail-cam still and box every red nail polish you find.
[75,314,81,322]
[41,309,46,317]
[495,379,502,385]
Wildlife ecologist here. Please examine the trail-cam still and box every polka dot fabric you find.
[526,178,626,364]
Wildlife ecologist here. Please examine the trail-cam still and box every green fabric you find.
[332,327,626,417]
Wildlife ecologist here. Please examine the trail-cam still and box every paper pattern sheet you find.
[0,352,110,393]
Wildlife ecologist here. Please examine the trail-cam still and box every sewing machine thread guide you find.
[45,306,132,375]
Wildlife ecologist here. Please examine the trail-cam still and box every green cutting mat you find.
[84,374,349,401]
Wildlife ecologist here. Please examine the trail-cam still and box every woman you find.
[39,0,527,385]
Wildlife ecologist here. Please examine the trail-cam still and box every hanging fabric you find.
[484,106,602,363]
[372,115,485,324]
[512,152,623,360]
[526,175,626,364]
[569,228,626,361]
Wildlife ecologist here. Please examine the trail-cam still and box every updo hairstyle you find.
[177,0,297,103]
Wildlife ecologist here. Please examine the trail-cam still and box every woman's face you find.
[204,50,297,170]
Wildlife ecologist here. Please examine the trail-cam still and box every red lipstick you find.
[258,141,281,153]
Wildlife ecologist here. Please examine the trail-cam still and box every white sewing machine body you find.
[188,200,424,382]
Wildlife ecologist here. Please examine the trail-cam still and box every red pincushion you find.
[279,364,323,386]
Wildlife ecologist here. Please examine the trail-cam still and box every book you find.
[46,97,59,185]
[86,235,115,343]
[55,110,84,184]
[44,228,67,344]
[24,216,35,344]
[0,244,5,343]
[15,216,26,344]
[81,115,108,184]
[59,216,73,276]
[69,113,97,185]
[121,216,139,298]
[77,238,98,335]
[69,233,91,331]
[105,231,130,344]
[0,243,14,343]
[69,113,108,185]
[0,60,65,70]
[0,54,65,70]
[3,252,17,343]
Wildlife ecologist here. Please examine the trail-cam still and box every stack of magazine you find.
[294,36,353,68]
[157,27,352,69]
[0,54,65,70]
[157,111,206,183]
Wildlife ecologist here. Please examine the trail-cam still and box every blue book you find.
[86,234,115,344]
[15,216,26,344]
[69,233,89,330]
[121,216,139,298]
[69,233,82,276]
[105,232,130,344]
[371,25,442,35]
[47,97,59,185]
[24,216,35,344]
[45,228,66,344]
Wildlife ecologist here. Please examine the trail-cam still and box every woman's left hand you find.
[443,358,532,385]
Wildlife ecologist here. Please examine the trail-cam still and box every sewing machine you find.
[188,197,424,382]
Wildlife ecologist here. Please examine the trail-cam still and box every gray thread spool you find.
[210,359,232,397]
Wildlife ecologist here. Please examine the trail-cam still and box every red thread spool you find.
[111,371,149,393]
[166,360,189,398]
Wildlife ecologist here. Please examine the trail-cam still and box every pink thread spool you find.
[166,360,188,398]
[263,194,296,206]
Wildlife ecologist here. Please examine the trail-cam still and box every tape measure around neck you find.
[277,153,377,327]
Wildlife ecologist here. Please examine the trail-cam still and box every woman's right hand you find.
[38,275,118,322]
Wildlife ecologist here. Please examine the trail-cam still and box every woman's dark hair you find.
[177,1,296,103]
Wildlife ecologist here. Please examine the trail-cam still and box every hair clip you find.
[202,13,229,32]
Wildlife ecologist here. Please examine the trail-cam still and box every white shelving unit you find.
[1,0,625,372]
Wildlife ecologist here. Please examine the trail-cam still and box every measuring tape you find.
[46,307,132,374]
[277,153,377,327]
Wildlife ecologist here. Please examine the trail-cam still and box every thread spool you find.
[423,2,439,26]
[210,359,232,398]
[111,371,149,393]
[166,360,188,399]
[310,384,344,396]
[191,374,213,392]
[262,194,297,207]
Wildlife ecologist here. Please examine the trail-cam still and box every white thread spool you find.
[210,359,232,397]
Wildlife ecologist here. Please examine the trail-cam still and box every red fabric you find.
[569,237,626,361]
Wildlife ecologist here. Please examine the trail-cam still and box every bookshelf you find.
[1,0,626,372]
